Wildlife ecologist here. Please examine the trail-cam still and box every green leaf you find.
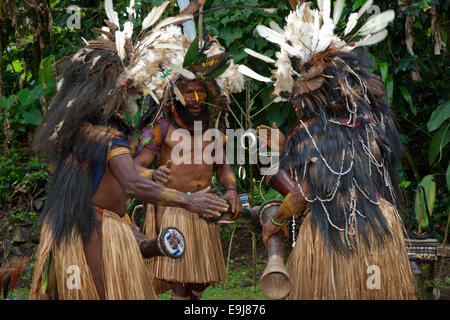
[352,0,367,11]
[386,75,394,104]
[30,84,44,100]
[221,27,243,47]
[39,55,55,84]
[380,62,388,84]
[183,36,200,69]
[399,86,416,116]
[428,123,450,165]
[264,104,286,129]
[446,163,450,192]
[9,60,23,73]
[414,175,436,229]
[17,88,35,106]
[427,100,450,132]
[0,95,16,109]
[22,108,43,125]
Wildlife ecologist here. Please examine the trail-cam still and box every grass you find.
[158,258,269,300]
[8,258,270,300]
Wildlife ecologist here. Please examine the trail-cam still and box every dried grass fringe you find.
[30,210,157,300]
[143,204,172,294]
[101,209,157,300]
[30,221,99,300]
[150,206,227,284]
[286,198,416,300]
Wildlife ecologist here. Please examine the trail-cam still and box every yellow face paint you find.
[194,90,199,102]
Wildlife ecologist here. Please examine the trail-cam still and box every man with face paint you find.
[29,2,230,300]
[135,33,245,300]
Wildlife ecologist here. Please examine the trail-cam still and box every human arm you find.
[215,151,242,221]
[256,122,286,153]
[109,153,229,216]
[262,178,309,245]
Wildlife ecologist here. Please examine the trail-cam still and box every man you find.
[242,1,416,299]
[29,1,228,300]
[134,32,245,300]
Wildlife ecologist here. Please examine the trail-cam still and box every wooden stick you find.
[193,5,276,17]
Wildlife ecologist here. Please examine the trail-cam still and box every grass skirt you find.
[146,205,227,285]
[30,208,157,300]
[286,198,416,300]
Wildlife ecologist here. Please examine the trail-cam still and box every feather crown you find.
[147,24,245,107]
[89,0,193,92]
[239,0,394,102]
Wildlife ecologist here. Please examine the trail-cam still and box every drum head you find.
[159,227,186,259]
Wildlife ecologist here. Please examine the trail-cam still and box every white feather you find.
[173,86,186,106]
[333,0,345,25]
[244,48,276,64]
[123,21,133,39]
[316,20,335,52]
[238,65,272,83]
[148,89,159,105]
[269,21,284,34]
[357,10,395,36]
[152,15,193,33]
[169,64,195,80]
[154,44,183,50]
[322,0,332,24]
[257,25,300,56]
[317,0,323,11]
[81,37,89,45]
[126,0,136,19]
[105,0,120,29]
[311,9,320,53]
[355,29,388,47]
[357,0,373,17]
[115,31,126,60]
[279,42,300,56]
[141,1,170,31]
[344,12,359,35]
[256,25,284,45]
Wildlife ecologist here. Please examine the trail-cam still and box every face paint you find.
[194,91,199,103]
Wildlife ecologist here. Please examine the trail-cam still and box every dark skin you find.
[134,79,242,299]
[256,123,310,245]
[83,86,229,300]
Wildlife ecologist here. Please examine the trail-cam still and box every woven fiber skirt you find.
[149,206,227,285]
[286,198,416,300]
[30,208,157,300]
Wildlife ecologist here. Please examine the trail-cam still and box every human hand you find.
[256,122,285,152]
[262,214,288,246]
[152,160,172,185]
[224,189,243,221]
[185,186,229,217]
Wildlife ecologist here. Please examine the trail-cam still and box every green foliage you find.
[157,258,268,300]
[0,0,449,247]
[414,175,436,230]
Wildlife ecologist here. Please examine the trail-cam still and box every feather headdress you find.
[147,27,245,105]
[238,1,403,255]
[139,23,245,130]
[94,0,193,90]
[239,0,394,102]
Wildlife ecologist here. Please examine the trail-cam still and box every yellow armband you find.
[107,146,131,162]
